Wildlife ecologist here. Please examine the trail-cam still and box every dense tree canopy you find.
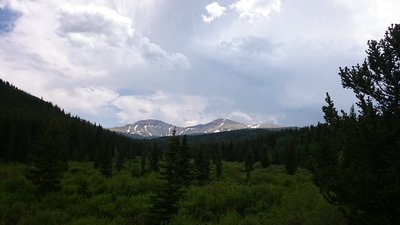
[314,24,400,225]
[0,79,141,166]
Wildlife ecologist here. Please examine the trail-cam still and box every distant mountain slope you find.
[0,79,140,162]
[110,118,279,137]
[110,119,176,137]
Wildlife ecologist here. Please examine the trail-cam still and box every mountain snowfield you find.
[110,118,279,137]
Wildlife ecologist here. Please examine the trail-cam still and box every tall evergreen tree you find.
[243,144,255,181]
[176,135,193,187]
[25,120,68,193]
[285,142,297,175]
[149,129,192,224]
[214,146,223,178]
[141,149,147,176]
[96,140,113,177]
[115,148,125,171]
[194,145,211,185]
[99,148,113,177]
[314,24,400,225]
[260,144,270,168]
[149,143,161,172]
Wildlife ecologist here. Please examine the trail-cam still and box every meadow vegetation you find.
[0,161,345,225]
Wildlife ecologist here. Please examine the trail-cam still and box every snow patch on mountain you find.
[110,118,279,137]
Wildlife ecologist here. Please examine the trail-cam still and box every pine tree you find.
[25,120,68,193]
[115,148,125,171]
[243,144,254,181]
[149,143,160,172]
[99,150,113,177]
[141,150,147,176]
[314,24,400,225]
[194,145,210,185]
[214,146,223,178]
[285,142,297,175]
[97,142,113,177]
[176,135,193,187]
[260,144,270,168]
[149,129,192,224]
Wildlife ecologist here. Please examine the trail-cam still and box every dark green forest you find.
[0,24,399,225]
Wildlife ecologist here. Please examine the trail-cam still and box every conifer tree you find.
[260,144,270,168]
[285,142,297,175]
[149,143,160,172]
[194,145,210,185]
[115,148,125,171]
[214,147,223,178]
[314,24,400,225]
[141,150,147,176]
[96,141,113,177]
[149,129,192,224]
[99,150,113,177]
[243,144,254,181]
[176,135,193,187]
[25,120,68,193]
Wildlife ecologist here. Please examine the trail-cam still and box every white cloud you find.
[216,35,277,58]
[1,1,189,81]
[58,4,134,47]
[56,4,190,70]
[227,111,254,124]
[333,0,400,43]
[280,85,322,110]
[202,2,227,23]
[2,0,400,128]
[139,37,190,69]
[49,86,119,115]
[226,111,281,125]
[112,92,214,127]
[230,0,281,22]
[0,1,192,127]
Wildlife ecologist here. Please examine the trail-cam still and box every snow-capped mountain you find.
[110,118,279,137]
[110,119,175,137]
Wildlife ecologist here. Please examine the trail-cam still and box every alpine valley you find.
[110,118,279,137]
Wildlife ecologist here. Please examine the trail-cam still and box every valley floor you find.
[0,161,346,225]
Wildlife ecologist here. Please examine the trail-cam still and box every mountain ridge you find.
[110,118,279,137]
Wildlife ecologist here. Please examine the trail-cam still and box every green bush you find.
[0,161,345,225]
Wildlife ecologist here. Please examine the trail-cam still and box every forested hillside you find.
[0,79,141,163]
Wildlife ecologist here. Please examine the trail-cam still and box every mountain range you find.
[110,118,279,137]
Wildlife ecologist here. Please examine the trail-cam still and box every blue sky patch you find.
[0,7,21,34]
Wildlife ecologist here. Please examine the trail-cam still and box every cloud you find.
[205,35,282,79]
[111,92,281,126]
[57,4,190,70]
[2,0,400,128]
[216,35,277,58]
[139,37,190,69]
[202,2,227,23]
[227,111,281,125]
[279,85,322,110]
[49,86,119,115]
[58,4,134,47]
[201,0,281,23]
[227,111,254,124]
[230,0,281,22]
[1,1,189,78]
[0,1,192,128]
[111,91,214,127]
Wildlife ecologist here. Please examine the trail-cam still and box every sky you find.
[1,0,400,128]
